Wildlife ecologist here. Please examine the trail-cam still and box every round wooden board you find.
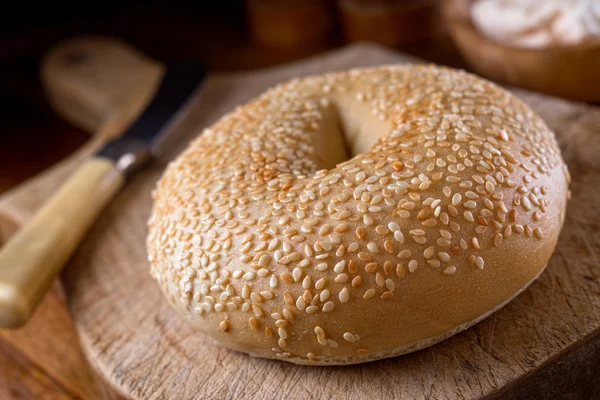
[31,45,600,399]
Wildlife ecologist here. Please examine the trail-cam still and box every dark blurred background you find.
[1,2,247,190]
[0,0,457,191]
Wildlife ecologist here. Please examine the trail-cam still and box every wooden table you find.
[0,105,117,398]
[0,6,596,399]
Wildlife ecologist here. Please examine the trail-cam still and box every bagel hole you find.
[310,96,392,170]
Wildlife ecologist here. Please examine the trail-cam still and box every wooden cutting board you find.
[0,37,599,400]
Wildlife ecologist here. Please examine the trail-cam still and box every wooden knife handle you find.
[0,157,124,328]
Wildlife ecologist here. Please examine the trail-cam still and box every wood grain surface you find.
[0,282,122,400]
[2,43,600,399]
[0,101,122,399]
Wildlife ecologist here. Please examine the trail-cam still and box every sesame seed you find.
[443,266,456,275]
[367,242,379,253]
[348,260,358,274]
[376,273,385,287]
[398,210,410,218]
[385,279,395,291]
[522,196,532,211]
[476,257,484,269]
[252,305,263,317]
[365,262,377,273]
[260,290,273,300]
[424,246,434,258]
[494,233,503,247]
[219,320,229,332]
[375,225,388,234]
[363,289,376,299]
[251,293,262,303]
[315,263,328,271]
[394,230,405,243]
[288,252,302,262]
[438,252,451,262]
[278,328,288,339]
[464,200,477,209]
[422,218,437,226]
[452,193,462,206]
[292,268,303,282]
[296,297,306,310]
[302,276,312,289]
[398,249,411,258]
[314,326,325,337]
[306,305,319,314]
[380,291,393,299]
[343,332,356,342]
[249,317,258,330]
[408,260,418,272]
[388,222,400,232]
[384,240,395,253]
[315,277,327,290]
[335,223,349,233]
[339,287,350,302]
[356,227,365,240]
[333,260,346,273]
[347,242,359,252]
[396,263,406,277]
[438,237,452,246]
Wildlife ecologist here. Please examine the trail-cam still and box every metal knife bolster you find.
[96,61,208,175]
[96,138,152,175]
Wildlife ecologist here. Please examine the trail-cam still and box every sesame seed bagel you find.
[146,64,570,365]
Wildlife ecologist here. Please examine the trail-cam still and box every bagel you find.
[146,64,570,365]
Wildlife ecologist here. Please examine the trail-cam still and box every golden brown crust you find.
[146,65,570,365]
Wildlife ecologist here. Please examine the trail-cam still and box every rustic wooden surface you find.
[0,99,122,399]
[0,281,121,400]
[1,42,598,399]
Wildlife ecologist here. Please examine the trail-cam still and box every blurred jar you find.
[338,0,440,47]
[245,0,338,48]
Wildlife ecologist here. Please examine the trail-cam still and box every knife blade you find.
[0,60,208,328]
[98,61,208,173]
